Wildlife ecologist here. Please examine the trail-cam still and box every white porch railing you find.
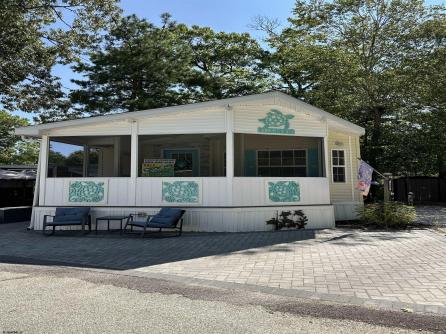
[41,177,330,207]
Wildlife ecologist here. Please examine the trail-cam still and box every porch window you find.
[257,150,307,177]
[138,134,226,177]
[234,134,324,177]
[47,136,131,177]
[332,149,346,183]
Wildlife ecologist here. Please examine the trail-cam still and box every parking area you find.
[1,221,446,314]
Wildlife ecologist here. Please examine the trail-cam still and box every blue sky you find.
[14,0,445,121]
[120,0,295,34]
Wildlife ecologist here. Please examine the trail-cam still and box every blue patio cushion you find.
[158,208,182,220]
[54,207,89,222]
[149,216,179,227]
[129,220,148,227]
[46,220,84,226]
[54,214,83,223]
[146,222,177,229]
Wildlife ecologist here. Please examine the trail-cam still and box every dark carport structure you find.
[0,165,36,223]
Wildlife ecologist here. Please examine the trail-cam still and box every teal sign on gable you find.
[162,181,199,203]
[268,181,300,203]
[68,181,105,203]
[258,109,295,135]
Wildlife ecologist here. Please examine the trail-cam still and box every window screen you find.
[257,150,307,177]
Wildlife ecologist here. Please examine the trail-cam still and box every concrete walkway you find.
[1,222,446,315]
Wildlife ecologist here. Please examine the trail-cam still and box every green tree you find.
[0,110,39,164]
[70,14,193,115]
[407,13,446,176]
[70,14,272,115]
[183,26,271,101]
[0,0,121,116]
[264,0,445,175]
[12,141,40,165]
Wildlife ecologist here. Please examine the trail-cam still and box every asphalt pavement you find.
[1,263,445,334]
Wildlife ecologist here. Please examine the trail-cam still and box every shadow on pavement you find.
[0,222,317,270]
[322,229,417,246]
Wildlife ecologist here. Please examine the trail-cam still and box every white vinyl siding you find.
[233,105,327,137]
[327,131,363,203]
[138,109,226,135]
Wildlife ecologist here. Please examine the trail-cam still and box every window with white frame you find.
[257,150,307,177]
[332,149,346,182]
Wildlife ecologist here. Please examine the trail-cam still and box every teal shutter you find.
[244,150,257,176]
[308,148,319,177]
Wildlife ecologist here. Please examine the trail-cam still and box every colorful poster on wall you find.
[141,159,175,177]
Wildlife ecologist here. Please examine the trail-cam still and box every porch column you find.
[129,120,138,206]
[39,135,49,206]
[226,107,234,206]
[130,121,139,178]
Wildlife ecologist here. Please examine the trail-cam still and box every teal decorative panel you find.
[258,109,295,135]
[162,181,199,203]
[68,181,105,203]
[268,181,300,203]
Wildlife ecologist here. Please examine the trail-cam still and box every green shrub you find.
[359,202,417,229]
[266,210,308,230]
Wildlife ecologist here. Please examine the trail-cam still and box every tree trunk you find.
[368,106,384,168]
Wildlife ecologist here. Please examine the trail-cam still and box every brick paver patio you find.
[135,229,446,307]
[1,221,446,313]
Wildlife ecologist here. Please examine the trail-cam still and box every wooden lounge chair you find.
[43,207,91,235]
[123,208,185,237]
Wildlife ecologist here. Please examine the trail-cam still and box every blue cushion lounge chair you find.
[43,207,91,235]
[123,208,185,237]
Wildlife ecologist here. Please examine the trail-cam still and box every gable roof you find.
[15,91,365,136]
